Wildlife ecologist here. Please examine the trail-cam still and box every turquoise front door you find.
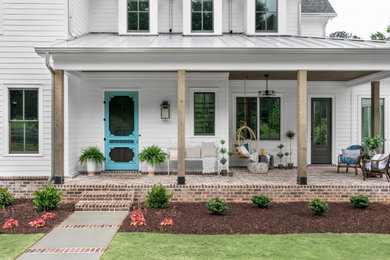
[105,92,139,170]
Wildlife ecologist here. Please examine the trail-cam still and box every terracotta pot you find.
[278,164,284,169]
[228,171,234,177]
[288,163,294,169]
[220,170,228,176]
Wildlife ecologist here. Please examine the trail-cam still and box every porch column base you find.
[297,177,307,185]
[177,176,186,185]
[54,176,64,185]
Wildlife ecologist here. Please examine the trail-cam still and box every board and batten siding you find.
[66,73,229,176]
[0,0,66,176]
[71,0,90,37]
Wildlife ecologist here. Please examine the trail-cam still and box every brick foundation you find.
[0,176,48,199]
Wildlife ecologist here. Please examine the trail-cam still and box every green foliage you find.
[362,135,386,152]
[220,140,225,145]
[277,144,284,149]
[286,130,295,140]
[350,195,370,209]
[145,183,172,208]
[228,151,234,157]
[314,118,328,145]
[79,146,106,164]
[220,157,227,165]
[251,195,271,208]
[33,186,63,211]
[309,198,328,215]
[329,31,361,39]
[277,152,284,159]
[0,187,14,209]
[219,140,228,169]
[206,197,228,215]
[370,24,390,41]
[137,145,167,167]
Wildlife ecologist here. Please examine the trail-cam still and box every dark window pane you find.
[236,97,257,139]
[25,90,38,120]
[256,0,266,11]
[192,13,202,31]
[194,93,215,135]
[362,98,385,152]
[203,12,213,31]
[260,98,280,140]
[128,0,138,11]
[256,13,266,31]
[10,90,23,120]
[25,122,38,152]
[203,0,213,11]
[139,0,149,11]
[266,13,277,31]
[10,122,24,152]
[128,12,138,30]
[109,96,135,136]
[267,0,277,12]
[192,0,202,11]
[109,147,135,162]
[139,12,149,30]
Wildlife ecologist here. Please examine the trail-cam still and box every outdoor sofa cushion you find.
[339,145,363,165]
[186,147,201,158]
[364,154,389,171]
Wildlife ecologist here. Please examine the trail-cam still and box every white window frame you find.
[183,0,222,35]
[118,0,159,35]
[3,84,44,157]
[245,0,286,35]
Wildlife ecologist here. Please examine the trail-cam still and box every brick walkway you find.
[65,166,390,186]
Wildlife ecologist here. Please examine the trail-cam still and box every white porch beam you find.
[177,70,186,185]
[345,71,390,87]
[297,70,308,185]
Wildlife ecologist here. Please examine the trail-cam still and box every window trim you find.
[118,0,158,35]
[127,0,150,33]
[191,0,215,33]
[255,0,278,33]
[193,92,216,136]
[3,84,44,157]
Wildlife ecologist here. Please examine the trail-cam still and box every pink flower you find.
[130,209,147,227]
[160,218,173,226]
[42,213,56,219]
[2,219,19,229]
[29,218,45,228]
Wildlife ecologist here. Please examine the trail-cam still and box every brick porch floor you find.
[65,166,390,186]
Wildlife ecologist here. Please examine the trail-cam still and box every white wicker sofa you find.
[167,142,218,174]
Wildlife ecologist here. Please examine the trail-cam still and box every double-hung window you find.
[9,89,39,154]
[361,98,385,152]
[128,0,150,31]
[255,0,278,32]
[194,92,215,135]
[236,97,257,139]
[192,0,214,32]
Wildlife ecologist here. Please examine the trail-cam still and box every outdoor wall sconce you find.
[160,101,170,120]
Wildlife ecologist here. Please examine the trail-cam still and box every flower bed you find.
[120,202,390,234]
[0,199,74,234]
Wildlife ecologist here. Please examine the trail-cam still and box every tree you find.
[329,31,361,39]
[370,25,390,41]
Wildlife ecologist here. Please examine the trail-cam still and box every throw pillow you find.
[186,147,201,158]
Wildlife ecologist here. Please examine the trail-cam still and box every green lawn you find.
[0,234,44,260]
[103,233,390,260]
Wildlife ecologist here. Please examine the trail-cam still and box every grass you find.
[103,233,390,260]
[0,234,44,260]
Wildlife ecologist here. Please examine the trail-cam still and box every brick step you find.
[75,200,133,212]
[80,191,134,201]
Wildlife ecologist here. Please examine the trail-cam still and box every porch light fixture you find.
[259,74,276,97]
[160,101,171,120]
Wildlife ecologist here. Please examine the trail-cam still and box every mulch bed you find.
[120,202,390,234]
[0,199,75,234]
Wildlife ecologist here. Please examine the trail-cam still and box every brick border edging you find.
[24,248,106,254]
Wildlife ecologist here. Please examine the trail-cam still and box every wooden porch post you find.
[297,70,308,185]
[54,70,65,184]
[371,81,380,139]
[177,70,186,185]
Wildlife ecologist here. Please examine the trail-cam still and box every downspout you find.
[297,0,302,36]
[45,53,55,185]
[68,0,76,40]
[169,0,173,33]
[229,0,233,34]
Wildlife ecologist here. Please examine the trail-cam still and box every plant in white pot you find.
[79,146,106,176]
[137,145,167,176]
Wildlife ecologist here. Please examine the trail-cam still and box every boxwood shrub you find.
[145,183,173,208]
[350,195,370,209]
[33,185,63,211]
[251,195,271,208]
[206,197,228,215]
[0,187,14,209]
[309,198,328,215]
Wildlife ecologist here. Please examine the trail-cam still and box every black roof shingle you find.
[302,0,336,14]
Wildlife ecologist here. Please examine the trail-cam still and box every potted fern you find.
[79,146,106,176]
[286,130,295,169]
[137,145,167,176]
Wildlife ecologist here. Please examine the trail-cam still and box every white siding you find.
[0,0,3,35]
[222,0,245,33]
[71,0,90,36]
[90,0,118,33]
[0,0,66,177]
[301,16,327,37]
[158,0,183,33]
[286,0,298,35]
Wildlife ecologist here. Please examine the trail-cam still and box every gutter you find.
[45,53,56,185]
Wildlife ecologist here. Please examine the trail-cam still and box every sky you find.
[326,0,390,39]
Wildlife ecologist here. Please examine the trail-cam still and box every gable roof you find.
[302,0,336,14]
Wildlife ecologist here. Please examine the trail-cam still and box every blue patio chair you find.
[337,145,364,175]
[362,154,390,181]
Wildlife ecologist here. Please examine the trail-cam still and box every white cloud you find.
[326,0,390,39]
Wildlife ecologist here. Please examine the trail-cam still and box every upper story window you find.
[128,0,150,31]
[192,0,214,32]
[255,0,278,32]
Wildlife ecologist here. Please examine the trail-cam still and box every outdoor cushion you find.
[340,147,362,165]
[342,149,361,159]
[365,154,389,171]
[248,162,268,174]
[234,143,249,153]
[340,157,357,165]
[186,147,201,158]
[239,145,250,156]
[168,149,178,159]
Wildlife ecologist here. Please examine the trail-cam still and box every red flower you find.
[160,218,173,226]
[2,219,19,229]
[130,209,147,227]
[29,218,45,228]
[42,213,56,219]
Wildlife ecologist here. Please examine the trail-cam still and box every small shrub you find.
[145,183,173,208]
[130,209,146,227]
[251,195,271,208]
[309,198,328,215]
[33,186,63,211]
[206,197,228,215]
[0,187,14,209]
[29,218,45,229]
[350,195,370,209]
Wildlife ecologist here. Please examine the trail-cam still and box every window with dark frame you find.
[236,97,257,139]
[9,89,39,154]
[194,92,215,135]
[361,98,385,152]
[192,0,214,32]
[255,0,278,32]
[259,97,280,140]
[128,0,150,31]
